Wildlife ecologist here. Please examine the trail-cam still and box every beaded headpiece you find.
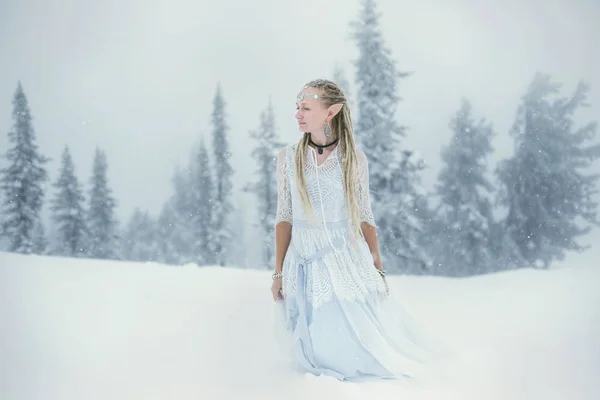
[297,83,335,102]
[296,92,328,102]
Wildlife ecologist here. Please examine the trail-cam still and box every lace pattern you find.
[274,144,376,227]
[276,143,384,309]
[356,150,376,227]
[274,147,293,225]
[282,226,387,309]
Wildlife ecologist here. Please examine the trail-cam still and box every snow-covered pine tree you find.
[496,73,600,268]
[210,83,234,266]
[421,205,448,275]
[155,201,179,265]
[50,146,88,257]
[87,148,119,259]
[378,150,432,274]
[434,99,497,276]
[0,190,6,250]
[350,0,429,273]
[190,138,215,266]
[0,82,49,254]
[487,216,525,271]
[32,216,48,254]
[159,167,196,265]
[0,191,3,237]
[244,99,284,268]
[351,0,408,160]
[120,207,159,262]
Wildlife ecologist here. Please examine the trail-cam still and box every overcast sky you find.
[1,0,599,254]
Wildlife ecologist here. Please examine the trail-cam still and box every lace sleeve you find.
[275,147,293,225]
[356,150,376,227]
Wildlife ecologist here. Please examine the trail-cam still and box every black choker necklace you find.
[309,137,339,154]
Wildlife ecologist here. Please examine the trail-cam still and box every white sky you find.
[1,0,599,244]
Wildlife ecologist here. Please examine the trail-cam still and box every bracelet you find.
[377,268,386,277]
[272,271,283,280]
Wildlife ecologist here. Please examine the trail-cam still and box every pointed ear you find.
[327,103,343,119]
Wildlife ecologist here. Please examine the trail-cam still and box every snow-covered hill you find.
[1,251,599,400]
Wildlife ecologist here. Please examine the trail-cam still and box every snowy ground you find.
[1,251,599,400]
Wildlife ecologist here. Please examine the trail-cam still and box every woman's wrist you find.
[371,252,383,269]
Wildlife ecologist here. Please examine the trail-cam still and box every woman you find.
[271,79,434,382]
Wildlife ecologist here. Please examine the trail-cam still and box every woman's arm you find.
[275,222,292,273]
[361,222,383,271]
[356,150,384,272]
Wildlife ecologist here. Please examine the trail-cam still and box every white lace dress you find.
[274,143,433,382]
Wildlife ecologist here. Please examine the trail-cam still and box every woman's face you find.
[295,87,328,134]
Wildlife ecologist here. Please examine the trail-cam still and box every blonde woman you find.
[272,79,434,382]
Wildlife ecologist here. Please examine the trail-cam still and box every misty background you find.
[1,0,599,270]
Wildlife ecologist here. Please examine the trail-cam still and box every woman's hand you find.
[272,277,284,301]
[377,268,389,295]
[382,275,389,295]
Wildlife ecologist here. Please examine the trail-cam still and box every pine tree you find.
[210,83,234,266]
[496,73,600,268]
[244,99,284,268]
[32,216,48,254]
[351,0,408,158]
[121,208,159,262]
[86,148,119,259]
[160,167,196,265]
[190,139,215,265]
[421,207,448,275]
[0,82,49,253]
[350,0,428,273]
[0,190,5,249]
[488,217,525,271]
[155,201,179,265]
[378,150,432,273]
[434,99,497,276]
[50,146,87,257]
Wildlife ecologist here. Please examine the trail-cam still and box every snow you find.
[1,251,599,400]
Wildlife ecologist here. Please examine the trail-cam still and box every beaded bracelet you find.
[272,271,283,280]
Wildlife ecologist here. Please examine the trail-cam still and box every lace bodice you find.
[274,143,375,228]
[275,142,384,310]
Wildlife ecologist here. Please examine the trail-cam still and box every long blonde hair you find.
[294,79,362,239]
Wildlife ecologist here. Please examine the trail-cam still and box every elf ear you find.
[328,103,343,119]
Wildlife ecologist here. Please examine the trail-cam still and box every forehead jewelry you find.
[297,85,333,102]
[297,92,322,102]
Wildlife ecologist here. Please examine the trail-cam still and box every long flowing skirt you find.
[273,222,438,382]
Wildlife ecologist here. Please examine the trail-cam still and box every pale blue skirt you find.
[276,225,433,382]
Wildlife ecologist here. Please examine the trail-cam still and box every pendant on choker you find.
[309,137,338,156]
